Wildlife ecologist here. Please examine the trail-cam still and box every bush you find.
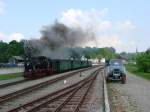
[136,51,150,72]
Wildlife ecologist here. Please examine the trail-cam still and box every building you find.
[9,56,24,66]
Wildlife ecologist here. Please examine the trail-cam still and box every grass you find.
[126,64,150,80]
[0,72,23,80]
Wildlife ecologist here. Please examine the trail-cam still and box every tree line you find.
[0,40,24,62]
[0,40,116,63]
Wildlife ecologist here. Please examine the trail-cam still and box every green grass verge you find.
[126,64,150,80]
[0,72,23,80]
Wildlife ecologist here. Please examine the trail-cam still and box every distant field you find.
[126,64,150,80]
[0,72,23,80]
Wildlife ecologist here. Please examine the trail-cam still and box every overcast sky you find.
[0,0,149,52]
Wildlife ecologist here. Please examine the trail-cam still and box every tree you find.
[0,40,24,62]
[0,41,8,62]
[96,48,116,59]
[136,51,150,72]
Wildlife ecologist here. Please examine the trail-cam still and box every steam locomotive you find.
[24,56,92,79]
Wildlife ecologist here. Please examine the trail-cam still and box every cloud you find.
[60,8,109,29]
[116,20,136,32]
[0,33,25,42]
[60,8,137,52]
[96,34,136,52]
[0,0,4,15]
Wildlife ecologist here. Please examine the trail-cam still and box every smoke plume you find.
[27,21,96,59]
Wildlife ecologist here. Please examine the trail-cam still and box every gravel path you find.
[0,67,99,112]
[0,67,24,75]
[108,72,150,112]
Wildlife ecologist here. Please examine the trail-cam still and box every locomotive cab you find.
[24,56,50,79]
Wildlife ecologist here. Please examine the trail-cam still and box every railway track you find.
[8,68,99,112]
[0,79,27,88]
[0,65,101,89]
[0,66,102,105]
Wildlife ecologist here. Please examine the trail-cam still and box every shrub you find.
[136,51,150,72]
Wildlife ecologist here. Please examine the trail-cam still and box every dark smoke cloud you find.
[27,21,96,59]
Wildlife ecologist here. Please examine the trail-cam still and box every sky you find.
[0,0,150,53]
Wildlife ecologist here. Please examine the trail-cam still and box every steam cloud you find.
[27,22,96,59]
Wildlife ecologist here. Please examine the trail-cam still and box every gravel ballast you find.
[0,77,24,86]
[0,67,97,96]
[0,67,100,112]
[79,69,104,112]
